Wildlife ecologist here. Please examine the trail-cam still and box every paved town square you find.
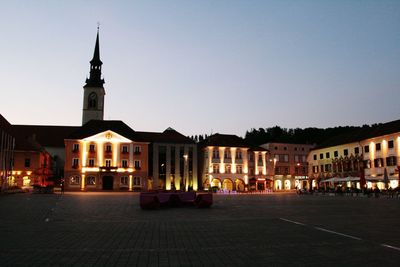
[1,192,399,266]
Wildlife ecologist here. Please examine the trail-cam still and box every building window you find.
[364,145,370,153]
[88,158,95,167]
[122,145,128,153]
[86,176,96,185]
[236,150,242,159]
[72,158,79,168]
[120,176,128,185]
[386,156,397,166]
[122,159,128,168]
[301,147,305,151]
[376,143,381,151]
[313,166,318,173]
[105,144,112,153]
[325,164,331,172]
[89,144,95,152]
[73,143,79,152]
[326,152,330,159]
[133,177,141,186]
[334,151,338,157]
[212,149,219,159]
[373,158,383,168]
[343,149,348,156]
[319,153,323,160]
[275,167,280,175]
[313,154,317,160]
[237,165,243,174]
[134,146,141,154]
[274,146,278,150]
[213,165,219,174]
[134,160,141,169]
[105,159,111,167]
[294,147,297,151]
[70,175,80,185]
[283,147,287,151]
[24,158,31,168]
[225,165,231,174]
[388,140,394,149]
[364,160,371,169]
[224,150,231,159]
[354,147,359,154]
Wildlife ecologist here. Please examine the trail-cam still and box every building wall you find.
[82,86,105,125]
[262,143,314,190]
[0,128,15,190]
[361,133,400,189]
[11,150,52,188]
[151,143,198,191]
[64,131,149,191]
[200,146,269,191]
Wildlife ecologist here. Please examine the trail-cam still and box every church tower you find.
[82,28,105,125]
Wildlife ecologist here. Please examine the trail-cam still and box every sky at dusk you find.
[0,0,399,137]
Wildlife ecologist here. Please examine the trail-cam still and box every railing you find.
[99,166,118,171]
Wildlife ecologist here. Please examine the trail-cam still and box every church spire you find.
[84,27,105,87]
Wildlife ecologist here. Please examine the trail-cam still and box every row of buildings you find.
[1,29,399,192]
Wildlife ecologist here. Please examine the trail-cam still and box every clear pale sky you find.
[0,0,399,137]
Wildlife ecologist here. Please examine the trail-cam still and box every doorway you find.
[102,176,114,190]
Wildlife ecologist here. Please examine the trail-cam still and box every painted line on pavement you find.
[279,218,306,226]
[314,227,362,241]
[381,244,400,252]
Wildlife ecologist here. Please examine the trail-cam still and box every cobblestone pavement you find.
[0,192,399,266]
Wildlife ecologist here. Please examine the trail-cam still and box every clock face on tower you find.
[88,92,97,109]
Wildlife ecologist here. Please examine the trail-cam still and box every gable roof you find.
[0,114,13,135]
[67,120,145,142]
[136,128,195,144]
[12,125,80,148]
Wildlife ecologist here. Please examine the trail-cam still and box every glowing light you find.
[129,175,133,191]
[26,171,32,175]
[81,174,86,191]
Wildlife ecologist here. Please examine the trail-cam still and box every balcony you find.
[134,151,141,155]
[211,158,220,163]
[99,166,118,171]
[236,158,243,164]
[224,158,232,163]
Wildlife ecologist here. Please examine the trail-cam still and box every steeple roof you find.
[84,28,105,88]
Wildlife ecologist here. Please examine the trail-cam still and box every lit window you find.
[86,176,96,185]
[122,145,128,153]
[364,145,370,153]
[70,175,80,185]
[89,144,95,152]
[88,158,95,167]
[73,143,79,152]
[105,159,111,167]
[105,144,112,153]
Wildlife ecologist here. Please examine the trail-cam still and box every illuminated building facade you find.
[64,120,149,191]
[360,120,400,189]
[262,143,314,190]
[198,134,269,192]
[137,128,198,191]
[0,114,15,191]
[307,142,363,189]
[307,119,400,190]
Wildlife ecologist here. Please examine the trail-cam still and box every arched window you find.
[70,175,80,185]
[88,92,97,109]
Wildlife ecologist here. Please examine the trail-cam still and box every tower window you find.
[88,92,97,109]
